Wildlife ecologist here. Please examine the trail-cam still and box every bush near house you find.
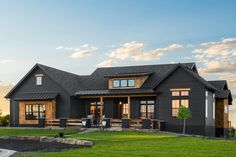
[0,110,10,126]
[229,127,236,137]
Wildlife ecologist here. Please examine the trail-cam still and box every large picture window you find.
[25,104,46,120]
[171,89,190,117]
[140,100,155,119]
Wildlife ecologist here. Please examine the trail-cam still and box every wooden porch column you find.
[128,96,131,118]
[100,97,104,123]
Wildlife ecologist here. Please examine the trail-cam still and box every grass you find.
[0,128,78,137]
[9,130,236,157]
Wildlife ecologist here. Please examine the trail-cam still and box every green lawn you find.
[10,130,236,157]
[0,128,78,137]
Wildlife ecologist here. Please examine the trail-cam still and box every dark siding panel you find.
[130,98,140,119]
[156,67,206,136]
[10,100,19,127]
[104,98,114,118]
[70,97,84,118]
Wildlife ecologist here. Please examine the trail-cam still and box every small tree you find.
[177,105,191,135]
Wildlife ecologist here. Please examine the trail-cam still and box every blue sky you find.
[0,0,236,85]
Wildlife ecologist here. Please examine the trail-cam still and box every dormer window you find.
[113,80,120,87]
[120,80,128,87]
[35,74,43,86]
[112,79,136,88]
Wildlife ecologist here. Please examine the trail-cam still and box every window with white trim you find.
[224,106,228,114]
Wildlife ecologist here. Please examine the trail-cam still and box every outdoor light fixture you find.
[119,101,122,105]
[82,120,87,126]
[102,120,107,127]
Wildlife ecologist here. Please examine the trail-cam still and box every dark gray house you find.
[5,62,233,137]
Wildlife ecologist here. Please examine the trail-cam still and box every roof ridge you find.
[95,62,195,70]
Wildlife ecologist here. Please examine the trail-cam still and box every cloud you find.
[109,41,144,60]
[132,44,183,61]
[56,44,98,59]
[1,59,15,64]
[108,42,183,61]
[97,59,117,67]
[193,37,236,107]
[70,50,91,58]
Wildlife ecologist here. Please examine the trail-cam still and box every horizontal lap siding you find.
[156,67,206,136]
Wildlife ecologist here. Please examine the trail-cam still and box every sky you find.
[0,0,236,123]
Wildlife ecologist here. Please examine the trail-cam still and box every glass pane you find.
[148,105,154,112]
[172,100,179,108]
[181,99,189,108]
[128,80,135,87]
[147,113,154,119]
[113,80,120,87]
[181,91,189,96]
[147,100,155,104]
[172,109,178,117]
[141,105,146,112]
[140,101,146,104]
[90,106,95,115]
[36,76,42,85]
[172,91,180,96]
[120,80,128,87]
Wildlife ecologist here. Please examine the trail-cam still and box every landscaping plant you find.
[177,105,192,135]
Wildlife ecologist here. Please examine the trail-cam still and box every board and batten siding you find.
[156,66,207,136]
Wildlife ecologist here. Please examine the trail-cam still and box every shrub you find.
[0,114,10,126]
[229,127,236,137]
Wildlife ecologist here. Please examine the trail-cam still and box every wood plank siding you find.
[19,100,56,125]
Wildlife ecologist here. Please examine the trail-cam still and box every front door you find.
[90,102,101,126]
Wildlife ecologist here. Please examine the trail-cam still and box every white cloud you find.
[132,44,183,61]
[56,44,98,59]
[109,41,144,60]
[70,50,91,58]
[1,59,14,64]
[108,42,182,61]
[97,59,117,67]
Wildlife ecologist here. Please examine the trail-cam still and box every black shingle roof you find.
[14,92,58,101]
[6,62,219,98]
[208,80,233,104]
[75,89,155,96]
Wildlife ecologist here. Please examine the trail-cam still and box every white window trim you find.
[205,91,208,118]
[36,76,42,86]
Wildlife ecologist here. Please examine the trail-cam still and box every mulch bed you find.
[0,139,80,152]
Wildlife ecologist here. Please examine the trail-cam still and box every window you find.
[36,76,42,85]
[112,79,136,88]
[172,91,180,96]
[171,89,190,117]
[128,80,135,87]
[181,91,189,96]
[123,103,129,115]
[25,104,46,120]
[140,100,155,119]
[140,105,147,118]
[224,106,228,114]
[172,100,179,117]
[113,80,120,87]
[120,80,128,87]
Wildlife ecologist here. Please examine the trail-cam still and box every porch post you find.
[128,96,131,118]
[100,96,104,123]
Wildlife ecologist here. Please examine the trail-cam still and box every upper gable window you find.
[128,80,135,87]
[35,74,43,86]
